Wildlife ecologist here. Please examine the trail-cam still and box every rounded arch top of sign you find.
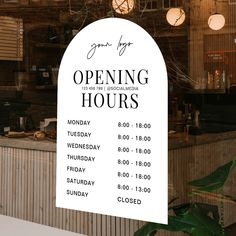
[57,17,168,224]
[58,17,167,112]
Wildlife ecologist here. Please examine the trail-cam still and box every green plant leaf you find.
[172,203,220,222]
[189,158,236,192]
[133,222,159,236]
[172,203,190,215]
[134,204,223,236]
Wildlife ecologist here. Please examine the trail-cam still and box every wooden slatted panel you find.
[0,16,23,61]
[0,146,144,235]
[3,140,236,236]
[229,0,236,5]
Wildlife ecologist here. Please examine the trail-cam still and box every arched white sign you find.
[56,18,168,224]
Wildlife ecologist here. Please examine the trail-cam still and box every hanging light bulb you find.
[166,8,186,26]
[208,13,225,30]
[208,0,225,30]
[112,0,134,15]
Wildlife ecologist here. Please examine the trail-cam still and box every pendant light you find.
[112,0,134,14]
[208,13,225,30]
[208,0,225,30]
[166,8,186,26]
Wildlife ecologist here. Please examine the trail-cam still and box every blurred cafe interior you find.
[0,0,236,235]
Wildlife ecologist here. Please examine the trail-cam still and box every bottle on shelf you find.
[193,110,200,129]
[220,70,226,89]
[186,112,192,132]
[184,112,192,141]
[207,72,214,89]
[214,69,221,89]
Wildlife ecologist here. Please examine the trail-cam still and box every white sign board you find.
[57,18,168,224]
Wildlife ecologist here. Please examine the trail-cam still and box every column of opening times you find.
[117,121,152,155]
[116,121,153,202]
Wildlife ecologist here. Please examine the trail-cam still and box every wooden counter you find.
[0,136,56,152]
[0,133,236,236]
[0,136,145,236]
[169,130,236,149]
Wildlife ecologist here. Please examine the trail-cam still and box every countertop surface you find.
[169,130,236,150]
[0,135,56,152]
[1,131,236,152]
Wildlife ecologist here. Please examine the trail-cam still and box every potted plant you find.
[134,158,236,236]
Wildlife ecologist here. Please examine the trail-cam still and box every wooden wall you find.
[1,137,236,236]
[0,146,146,236]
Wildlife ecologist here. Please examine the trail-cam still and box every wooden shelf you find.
[0,86,28,91]
[35,85,57,90]
[0,85,57,91]
[35,42,67,49]
[187,89,226,94]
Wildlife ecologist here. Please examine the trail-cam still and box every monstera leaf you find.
[134,204,223,236]
[189,158,236,192]
[134,158,236,236]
